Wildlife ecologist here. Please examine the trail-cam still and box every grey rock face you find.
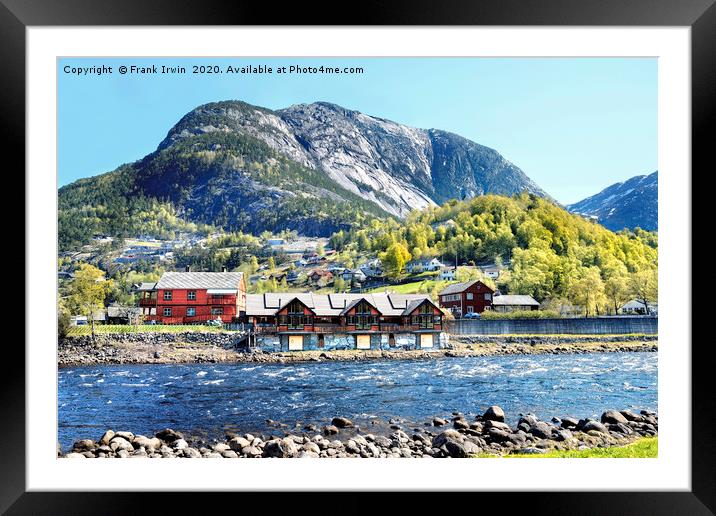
[156,100,550,220]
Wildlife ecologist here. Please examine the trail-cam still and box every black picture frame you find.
[3,0,709,513]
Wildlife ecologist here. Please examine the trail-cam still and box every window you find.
[354,301,375,330]
[186,307,196,317]
[187,291,196,301]
[485,293,492,301]
[211,307,224,315]
[286,299,312,329]
[412,302,435,329]
[466,306,474,313]
[163,307,172,317]
[163,291,172,301]
[466,293,474,300]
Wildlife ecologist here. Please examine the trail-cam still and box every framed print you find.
[4,0,711,513]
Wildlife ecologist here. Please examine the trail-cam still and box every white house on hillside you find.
[619,299,658,316]
[407,258,445,274]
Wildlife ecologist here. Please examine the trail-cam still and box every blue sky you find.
[58,57,656,205]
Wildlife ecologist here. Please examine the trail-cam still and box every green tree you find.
[379,242,412,280]
[249,256,259,274]
[66,263,113,338]
[568,267,607,317]
[605,274,630,315]
[333,277,346,292]
[628,269,658,312]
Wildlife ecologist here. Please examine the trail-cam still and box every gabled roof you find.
[340,297,381,316]
[155,271,244,290]
[403,297,440,316]
[278,296,316,314]
[491,295,539,306]
[439,280,492,296]
[246,293,434,317]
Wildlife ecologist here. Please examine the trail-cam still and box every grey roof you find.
[107,306,142,317]
[620,299,657,309]
[439,280,490,296]
[136,282,157,291]
[155,271,244,290]
[404,297,438,315]
[246,293,435,317]
[491,295,540,306]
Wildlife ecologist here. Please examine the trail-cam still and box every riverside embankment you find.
[58,332,657,366]
[60,406,658,459]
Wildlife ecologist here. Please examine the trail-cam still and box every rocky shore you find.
[58,333,657,367]
[60,407,657,459]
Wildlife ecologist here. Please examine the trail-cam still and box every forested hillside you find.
[330,193,657,311]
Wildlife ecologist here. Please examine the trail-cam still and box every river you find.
[58,352,657,450]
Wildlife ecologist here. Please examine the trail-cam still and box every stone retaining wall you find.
[256,332,448,352]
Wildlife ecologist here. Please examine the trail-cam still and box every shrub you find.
[58,310,72,338]
[479,310,561,320]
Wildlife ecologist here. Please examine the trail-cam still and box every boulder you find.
[221,450,239,458]
[601,410,629,425]
[528,421,554,440]
[133,435,162,451]
[114,431,135,441]
[183,447,202,458]
[453,418,469,430]
[228,437,251,451]
[432,429,464,448]
[561,417,579,429]
[555,429,574,441]
[171,439,189,450]
[156,428,184,442]
[487,428,513,443]
[374,436,392,448]
[518,414,539,427]
[302,442,321,454]
[484,420,512,432]
[110,437,134,453]
[581,420,610,434]
[608,423,634,435]
[242,446,263,457]
[99,430,115,446]
[72,439,96,452]
[322,425,339,436]
[444,440,469,458]
[619,410,644,422]
[483,406,505,422]
[432,417,448,426]
[514,447,547,455]
[263,438,299,458]
[331,417,354,428]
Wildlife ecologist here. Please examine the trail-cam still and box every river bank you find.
[60,406,658,459]
[58,333,657,366]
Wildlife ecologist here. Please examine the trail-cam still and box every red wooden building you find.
[139,271,246,324]
[438,280,494,316]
